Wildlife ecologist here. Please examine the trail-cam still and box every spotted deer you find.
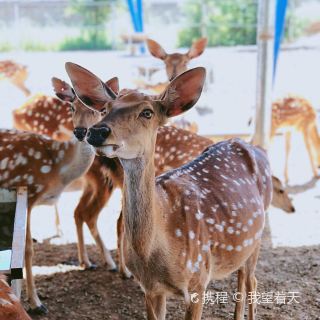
[66,63,273,319]
[271,96,320,183]
[0,110,121,313]
[0,60,30,96]
[136,37,208,94]
[49,76,294,278]
[0,275,31,320]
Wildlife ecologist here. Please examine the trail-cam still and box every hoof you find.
[108,267,118,273]
[28,304,48,315]
[120,272,133,280]
[86,264,97,271]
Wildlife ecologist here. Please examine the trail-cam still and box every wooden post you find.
[252,0,275,149]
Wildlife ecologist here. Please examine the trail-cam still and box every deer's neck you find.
[59,138,95,185]
[121,155,160,258]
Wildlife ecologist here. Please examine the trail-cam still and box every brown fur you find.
[0,275,31,320]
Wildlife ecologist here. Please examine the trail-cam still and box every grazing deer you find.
[0,60,30,96]
[0,275,31,320]
[66,63,273,319]
[271,96,320,183]
[0,110,121,313]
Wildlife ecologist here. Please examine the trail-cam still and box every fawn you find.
[0,275,31,320]
[66,63,272,319]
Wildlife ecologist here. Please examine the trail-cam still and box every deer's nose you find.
[87,124,111,147]
[73,127,87,141]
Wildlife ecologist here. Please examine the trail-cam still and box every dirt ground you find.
[24,239,320,320]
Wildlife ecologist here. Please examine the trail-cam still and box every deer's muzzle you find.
[87,124,111,147]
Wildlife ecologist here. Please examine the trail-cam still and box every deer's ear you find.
[187,38,208,59]
[146,39,167,60]
[51,77,75,102]
[105,77,119,96]
[65,62,116,111]
[159,67,206,117]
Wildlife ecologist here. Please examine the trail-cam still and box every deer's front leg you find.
[185,290,204,320]
[25,209,48,314]
[145,293,167,320]
[117,211,132,278]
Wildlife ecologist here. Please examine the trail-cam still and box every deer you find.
[270,96,320,183]
[0,102,123,313]
[136,37,208,94]
[0,60,31,96]
[66,62,273,320]
[13,75,294,284]
[0,275,31,320]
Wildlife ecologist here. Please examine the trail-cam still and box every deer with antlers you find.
[0,60,30,96]
[66,63,272,319]
[0,275,31,320]
[271,96,320,183]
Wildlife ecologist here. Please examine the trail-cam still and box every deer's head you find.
[271,175,295,213]
[147,38,207,80]
[65,62,206,159]
[51,76,119,141]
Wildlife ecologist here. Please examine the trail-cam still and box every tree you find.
[178,0,258,47]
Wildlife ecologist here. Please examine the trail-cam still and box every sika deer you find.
[0,60,30,96]
[66,63,273,319]
[49,76,294,278]
[0,275,31,320]
[0,119,118,313]
[271,96,320,183]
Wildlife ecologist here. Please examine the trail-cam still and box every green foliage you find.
[0,42,13,52]
[178,0,258,47]
[59,32,111,51]
[62,0,116,50]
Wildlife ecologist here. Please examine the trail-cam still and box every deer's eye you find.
[139,109,153,119]
[70,105,75,112]
[279,189,284,194]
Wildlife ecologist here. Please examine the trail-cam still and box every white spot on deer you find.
[227,226,234,234]
[28,148,34,156]
[0,157,9,170]
[34,151,41,159]
[242,226,248,232]
[226,245,233,251]
[214,165,220,170]
[186,259,193,271]
[27,175,34,184]
[231,211,237,217]
[184,205,190,211]
[40,165,51,174]
[188,231,195,240]
[236,222,242,229]
[206,218,214,225]
[202,168,209,173]
[215,224,224,232]
[248,219,253,226]
[175,229,182,237]
[195,210,204,220]
[235,245,242,252]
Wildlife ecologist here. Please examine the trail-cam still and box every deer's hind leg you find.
[245,242,261,320]
[234,266,246,320]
